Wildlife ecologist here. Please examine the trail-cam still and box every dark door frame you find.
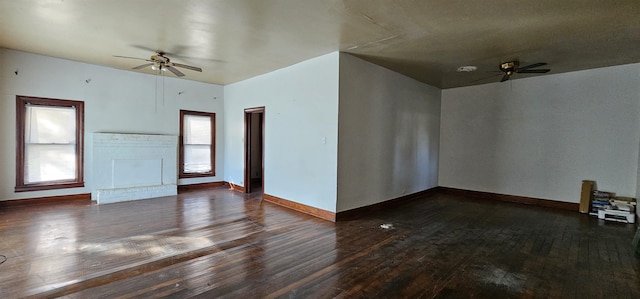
[244,107,265,194]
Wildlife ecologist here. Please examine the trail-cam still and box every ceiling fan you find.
[114,52,203,77]
[498,61,550,82]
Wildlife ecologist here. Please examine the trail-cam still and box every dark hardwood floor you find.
[0,187,638,298]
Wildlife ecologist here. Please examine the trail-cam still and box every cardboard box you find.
[579,180,595,214]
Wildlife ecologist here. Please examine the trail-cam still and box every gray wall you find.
[336,53,441,212]
[440,63,640,203]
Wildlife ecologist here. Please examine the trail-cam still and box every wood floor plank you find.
[0,187,639,298]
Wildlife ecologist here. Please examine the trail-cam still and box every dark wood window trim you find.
[179,110,216,178]
[15,96,85,192]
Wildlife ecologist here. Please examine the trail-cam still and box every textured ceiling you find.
[1,0,639,89]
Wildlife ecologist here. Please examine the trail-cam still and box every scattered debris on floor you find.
[380,223,394,229]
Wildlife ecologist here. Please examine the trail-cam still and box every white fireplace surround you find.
[92,133,178,204]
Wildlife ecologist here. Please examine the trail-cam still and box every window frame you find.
[179,110,216,178]
[15,95,85,192]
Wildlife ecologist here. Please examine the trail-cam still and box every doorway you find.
[244,107,265,194]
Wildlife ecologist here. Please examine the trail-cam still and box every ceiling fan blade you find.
[133,45,187,57]
[165,66,185,77]
[132,45,163,53]
[113,55,150,61]
[172,63,203,72]
[132,63,154,70]
[500,74,510,82]
[518,62,547,71]
[517,69,550,73]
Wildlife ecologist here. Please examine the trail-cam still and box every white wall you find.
[440,63,640,203]
[224,52,340,212]
[336,54,441,212]
[0,48,224,201]
[637,127,640,218]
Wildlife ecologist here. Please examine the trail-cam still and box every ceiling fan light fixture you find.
[151,64,167,71]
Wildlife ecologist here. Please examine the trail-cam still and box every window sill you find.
[179,172,216,179]
[15,181,85,192]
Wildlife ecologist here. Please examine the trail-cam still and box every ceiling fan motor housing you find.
[500,61,519,74]
[151,54,169,63]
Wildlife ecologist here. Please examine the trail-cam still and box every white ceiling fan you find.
[114,52,203,77]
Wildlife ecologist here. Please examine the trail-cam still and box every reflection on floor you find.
[0,187,638,297]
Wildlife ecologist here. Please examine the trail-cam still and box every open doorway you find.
[244,107,265,194]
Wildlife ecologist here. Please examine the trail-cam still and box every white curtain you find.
[183,114,211,173]
[25,105,76,183]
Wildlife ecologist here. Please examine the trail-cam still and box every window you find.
[179,110,216,178]
[15,96,84,192]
